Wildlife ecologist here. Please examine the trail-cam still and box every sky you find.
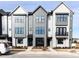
[0,1,78,38]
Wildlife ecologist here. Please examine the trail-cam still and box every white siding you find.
[48,15,53,37]
[13,7,28,14]
[2,16,7,34]
[11,6,28,47]
[51,3,73,48]
[8,16,11,37]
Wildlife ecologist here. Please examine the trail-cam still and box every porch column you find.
[33,37,35,47]
[44,37,47,47]
[12,37,16,47]
[23,38,28,47]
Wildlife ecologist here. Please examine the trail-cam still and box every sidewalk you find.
[11,47,79,56]
[16,47,58,55]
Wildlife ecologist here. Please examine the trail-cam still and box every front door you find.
[28,38,33,46]
[36,38,44,47]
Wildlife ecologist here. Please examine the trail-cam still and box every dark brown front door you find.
[36,38,44,46]
[28,38,33,46]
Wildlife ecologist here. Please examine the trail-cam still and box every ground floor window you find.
[57,38,63,44]
[18,39,23,44]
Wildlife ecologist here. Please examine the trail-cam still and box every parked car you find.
[0,42,11,55]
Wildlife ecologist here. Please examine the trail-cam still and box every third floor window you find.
[14,16,25,23]
[56,13,68,22]
[36,16,45,23]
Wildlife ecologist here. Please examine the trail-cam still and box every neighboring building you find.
[1,2,74,48]
[0,9,9,42]
[48,2,74,48]
[32,6,48,47]
[9,6,28,47]
[72,38,79,43]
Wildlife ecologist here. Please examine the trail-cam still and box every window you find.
[41,16,45,22]
[36,17,39,22]
[15,27,19,34]
[56,14,68,22]
[35,27,45,34]
[18,39,23,44]
[36,16,45,22]
[14,16,25,23]
[56,27,67,35]
[57,39,63,44]
[15,27,24,34]
[20,27,24,34]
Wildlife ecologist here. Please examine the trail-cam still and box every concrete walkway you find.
[15,47,79,57]
[26,47,33,51]
[16,47,59,55]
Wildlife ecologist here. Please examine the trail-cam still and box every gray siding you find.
[28,15,33,34]
[33,8,47,37]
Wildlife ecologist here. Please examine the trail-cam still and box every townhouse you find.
[0,2,74,48]
[0,10,9,42]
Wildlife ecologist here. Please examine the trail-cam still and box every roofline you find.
[28,12,33,15]
[10,6,20,15]
[53,2,74,14]
[0,9,9,15]
[10,6,28,15]
[32,5,48,14]
[47,11,53,15]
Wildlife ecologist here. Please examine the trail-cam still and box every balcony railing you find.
[56,32,68,36]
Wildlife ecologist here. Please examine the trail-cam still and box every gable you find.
[54,3,73,13]
[11,6,28,15]
[33,6,47,15]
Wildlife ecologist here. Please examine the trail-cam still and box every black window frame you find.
[56,13,69,22]
[56,27,67,35]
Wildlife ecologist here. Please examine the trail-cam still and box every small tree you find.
[74,40,77,43]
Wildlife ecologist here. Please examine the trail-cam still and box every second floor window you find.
[14,16,25,23]
[35,27,45,34]
[56,27,67,35]
[36,16,45,23]
[15,27,24,34]
[56,14,68,22]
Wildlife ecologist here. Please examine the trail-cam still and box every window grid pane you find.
[35,27,45,34]
[36,16,45,23]
[14,16,25,23]
[56,14,68,22]
[15,27,24,34]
